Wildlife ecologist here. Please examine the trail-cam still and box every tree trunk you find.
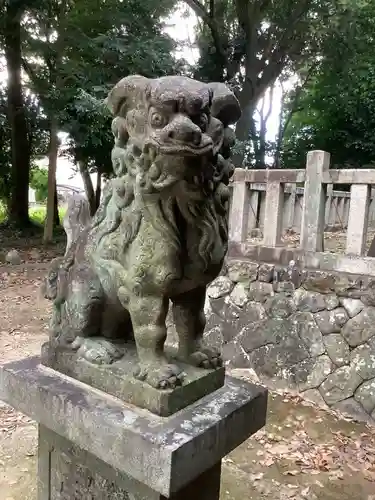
[257,84,275,168]
[79,161,96,215]
[53,181,60,227]
[95,171,101,212]
[5,2,31,227]
[44,117,59,243]
[233,102,256,167]
[273,82,286,169]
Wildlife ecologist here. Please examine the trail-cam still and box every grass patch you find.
[0,204,66,225]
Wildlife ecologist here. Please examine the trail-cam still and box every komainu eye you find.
[150,112,166,128]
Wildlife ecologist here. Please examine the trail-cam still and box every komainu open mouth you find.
[149,139,213,157]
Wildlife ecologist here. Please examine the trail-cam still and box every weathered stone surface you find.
[325,295,340,311]
[207,276,234,299]
[238,317,293,353]
[222,341,251,369]
[245,320,309,377]
[314,308,349,335]
[303,271,335,294]
[354,379,375,413]
[264,294,295,319]
[323,334,350,367]
[319,366,363,405]
[361,280,375,307]
[227,260,258,283]
[331,398,372,424]
[245,301,267,322]
[248,341,309,378]
[258,263,274,283]
[301,388,328,408]
[290,312,324,357]
[5,249,21,265]
[274,266,303,288]
[205,296,266,345]
[247,282,274,302]
[294,355,333,391]
[228,368,260,385]
[229,282,248,307]
[203,326,224,351]
[39,426,151,500]
[293,289,326,313]
[0,357,267,498]
[43,342,225,417]
[63,194,91,255]
[341,308,375,347]
[340,298,364,318]
[333,274,363,298]
[350,341,375,380]
[42,75,240,393]
[273,281,295,294]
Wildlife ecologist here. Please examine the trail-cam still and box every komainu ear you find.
[209,82,241,127]
[106,75,150,116]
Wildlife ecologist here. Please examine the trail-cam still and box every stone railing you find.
[239,182,375,232]
[229,150,375,276]
[210,150,375,424]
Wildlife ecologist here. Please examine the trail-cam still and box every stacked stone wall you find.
[204,260,375,423]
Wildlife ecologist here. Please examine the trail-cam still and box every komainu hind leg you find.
[172,287,222,369]
[58,267,124,364]
[128,295,185,389]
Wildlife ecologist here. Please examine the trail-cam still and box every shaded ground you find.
[0,252,375,499]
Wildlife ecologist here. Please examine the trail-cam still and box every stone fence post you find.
[228,181,250,244]
[301,150,330,252]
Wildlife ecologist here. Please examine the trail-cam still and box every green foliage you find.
[189,0,361,166]
[30,166,48,201]
[22,0,181,178]
[0,0,182,228]
[281,1,375,168]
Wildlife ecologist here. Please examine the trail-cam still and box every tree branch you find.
[183,0,228,75]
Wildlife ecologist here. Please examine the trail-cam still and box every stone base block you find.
[41,341,225,417]
[0,357,267,499]
[38,425,222,499]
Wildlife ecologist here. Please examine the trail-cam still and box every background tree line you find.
[0,0,374,239]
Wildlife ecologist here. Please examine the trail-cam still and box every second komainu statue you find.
[43,75,241,391]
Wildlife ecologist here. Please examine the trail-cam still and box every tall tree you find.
[22,0,178,236]
[280,2,375,169]
[2,0,32,226]
[186,0,350,165]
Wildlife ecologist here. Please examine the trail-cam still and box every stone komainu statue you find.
[43,75,241,390]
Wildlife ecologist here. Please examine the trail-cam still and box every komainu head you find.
[106,75,241,193]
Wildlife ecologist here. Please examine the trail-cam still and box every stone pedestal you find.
[0,357,267,499]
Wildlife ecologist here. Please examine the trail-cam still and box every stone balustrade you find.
[221,151,375,424]
[229,150,375,257]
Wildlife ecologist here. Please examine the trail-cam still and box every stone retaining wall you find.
[204,260,375,424]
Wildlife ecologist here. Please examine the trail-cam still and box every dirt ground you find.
[1,253,375,499]
[248,228,375,254]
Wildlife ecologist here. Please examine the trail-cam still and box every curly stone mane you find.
[85,106,232,271]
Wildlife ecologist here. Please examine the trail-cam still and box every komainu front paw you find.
[134,362,185,390]
[72,337,125,365]
[188,347,223,369]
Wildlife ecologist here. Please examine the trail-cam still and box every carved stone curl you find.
[43,75,241,391]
